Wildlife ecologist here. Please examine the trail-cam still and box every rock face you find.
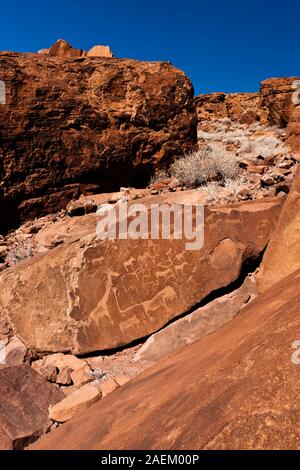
[134,275,257,364]
[195,77,300,127]
[257,167,300,292]
[0,198,282,355]
[0,51,196,231]
[287,107,300,154]
[31,269,300,450]
[195,92,260,123]
[0,364,64,450]
[259,77,300,127]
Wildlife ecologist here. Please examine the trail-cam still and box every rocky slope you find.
[31,268,300,450]
[0,43,299,450]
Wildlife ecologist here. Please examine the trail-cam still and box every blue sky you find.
[1,0,299,95]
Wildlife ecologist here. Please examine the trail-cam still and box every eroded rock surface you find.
[287,107,300,154]
[257,166,300,292]
[0,51,196,230]
[0,198,282,355]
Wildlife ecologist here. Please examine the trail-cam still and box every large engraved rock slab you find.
[0,199,282,354]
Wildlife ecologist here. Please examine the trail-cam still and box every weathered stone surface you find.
[134,275,257,364]
[71,365,93,388]
[195,92,260,122]
[257,167,300,292]
[259,77,300,127]
[56,367,73,386]
[100,379,119,398]
[0,364,64,450]
[287,107,300,154]
[195,77,300,127]
[0,51,196,231]
[49,384,101,423]
[31,269,300,450]
[0,198,282,355]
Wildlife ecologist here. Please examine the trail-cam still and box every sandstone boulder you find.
[259,77,300,127]
[287,107,300,154]
[257,167,300,292]
[0,198,282,354]
[49,384,101,423]
[0,364,64,450]
[0,51,196,231]
[87,45,113,58]
[48,39,85,58]
[43,39,113,59]
[31,269,300,450]
[100,379,119,398]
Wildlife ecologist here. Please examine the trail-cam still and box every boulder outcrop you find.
[0,198,282,355]
[257,166,300,292]
[41,39,113,59]
[259,77,300,127]
[0,51,196,231]
[287,107,300,154]
[195,77,300,127]
[195,92,260,123]
[0,364,64,450]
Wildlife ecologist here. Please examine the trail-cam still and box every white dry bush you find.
[205,181,220,202]
[240,135,289,160]
[170,143,239,188]
[150,169,170,185]
[224,176,250,196]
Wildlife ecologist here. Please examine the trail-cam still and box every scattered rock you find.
[49,384,102,423]
[100,379,119,398]
[71,365,93,388]
[134,276,257,364]
[56,367,73,386]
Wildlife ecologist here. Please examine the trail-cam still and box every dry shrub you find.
[170,143,239,188]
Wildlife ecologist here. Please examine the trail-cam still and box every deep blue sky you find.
[1,0,299,95]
